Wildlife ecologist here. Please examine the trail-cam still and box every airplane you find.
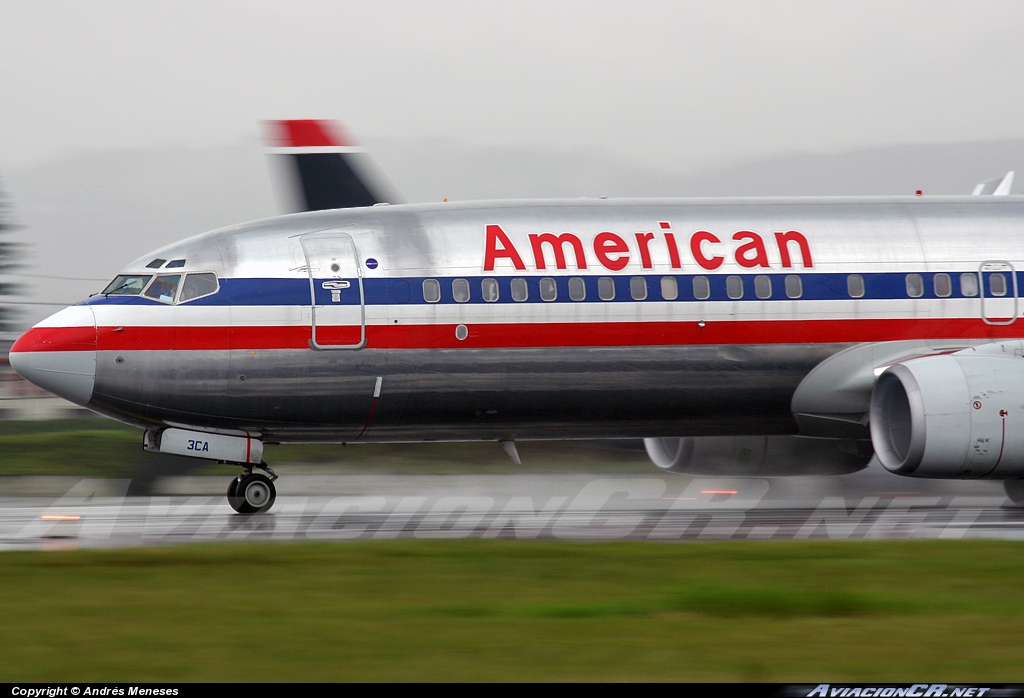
[10,120,1024,514]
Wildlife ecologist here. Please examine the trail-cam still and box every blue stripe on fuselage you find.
[81,271,1009,307]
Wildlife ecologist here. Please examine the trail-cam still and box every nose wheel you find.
[227,465,278,514]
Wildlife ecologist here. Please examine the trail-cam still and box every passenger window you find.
[847,274,865,298]
[630,277,647,301]
[990,273,1008,297]
[598,277,615,301]
[143,275,181,303]
[178,273,219,302]
[726,275,743,299]
[511,278,528,302]
[754,275,772,299]
[568,277,586,301]
[540,278,557,301]
[785,275,802,299]
[933,273,952,298]
[482,278,499,302]
[660,276,678,301]
[102,274,152,296]
[422,279,441,303]
[906,274,924,298]
[452,278,470,303]
[960,273,979,297]
[693,276,710,300]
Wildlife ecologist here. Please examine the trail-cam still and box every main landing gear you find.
[227,463,278,514]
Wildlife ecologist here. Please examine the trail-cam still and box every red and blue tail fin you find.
[263,119,403,211]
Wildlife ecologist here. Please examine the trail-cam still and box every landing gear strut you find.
[227,463,278,514]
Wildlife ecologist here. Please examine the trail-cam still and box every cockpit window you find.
[102,275,152,296]
[166,259,186,269]
[178,273,219,302]
[143,275,181,303]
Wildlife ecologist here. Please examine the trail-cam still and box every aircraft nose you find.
[9,305,97,407]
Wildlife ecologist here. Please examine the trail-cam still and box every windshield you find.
[179,273,219,302]
[143,275,182,303]
[102,274,152,296]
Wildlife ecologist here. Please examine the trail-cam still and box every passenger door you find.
[300,231,367,349]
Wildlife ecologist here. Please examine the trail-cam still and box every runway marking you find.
[0,476,1020,548]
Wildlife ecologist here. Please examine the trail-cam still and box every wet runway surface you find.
[2,472,1023,549]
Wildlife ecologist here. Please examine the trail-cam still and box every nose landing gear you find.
[227,464,278,514]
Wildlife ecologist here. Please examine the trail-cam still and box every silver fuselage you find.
[12,196,1024,444]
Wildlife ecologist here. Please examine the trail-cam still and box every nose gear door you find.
[300,232,367,349]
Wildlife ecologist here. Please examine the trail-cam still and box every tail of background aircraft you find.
[263,119,404,212]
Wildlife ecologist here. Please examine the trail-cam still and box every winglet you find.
[972,171,1014,196]
[262,119,404,212]
[994,171,1014,196]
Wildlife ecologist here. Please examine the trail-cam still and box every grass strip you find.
[0,539,1021,681]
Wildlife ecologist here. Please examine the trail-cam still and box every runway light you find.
[700,490,737,495]
[40,515,81,521]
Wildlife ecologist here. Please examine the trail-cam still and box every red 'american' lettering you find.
[483,223,813,272]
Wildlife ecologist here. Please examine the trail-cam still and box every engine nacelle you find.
[643,435,872,476]
[870,342,1024,478]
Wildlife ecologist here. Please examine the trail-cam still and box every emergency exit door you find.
[979,261,1019,326]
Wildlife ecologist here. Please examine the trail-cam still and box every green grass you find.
[0,419,651,476]
[0,540,1023,681]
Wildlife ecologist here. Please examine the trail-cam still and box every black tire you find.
[236,473,276,514]
[227,475,251,513]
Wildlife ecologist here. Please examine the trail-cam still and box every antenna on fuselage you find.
[263,119,405,212]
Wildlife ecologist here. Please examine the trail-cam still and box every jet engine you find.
[869,341,1024,478]
[643,435,872,476]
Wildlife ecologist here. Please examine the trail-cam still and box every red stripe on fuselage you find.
[10,318,1023,353]
[379,318,1018,348]
[10,326,97,353]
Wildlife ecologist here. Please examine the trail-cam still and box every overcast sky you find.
[4,1,1024,329]
[3,1,1024,172]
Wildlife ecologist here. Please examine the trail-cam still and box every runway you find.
[1,471,1022,549]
